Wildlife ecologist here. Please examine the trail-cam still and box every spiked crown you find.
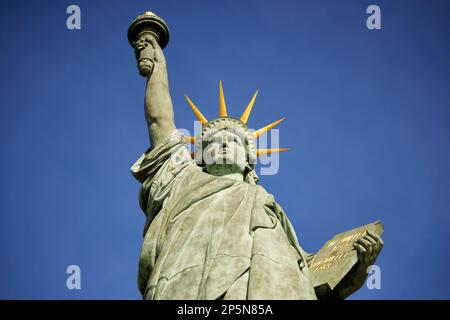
[184,81,289,168]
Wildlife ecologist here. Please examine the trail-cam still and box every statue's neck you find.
[208,171,244,182]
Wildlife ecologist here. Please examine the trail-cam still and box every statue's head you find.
[185,81,289,183]
[203,130,247,175]
[198,118,256,178]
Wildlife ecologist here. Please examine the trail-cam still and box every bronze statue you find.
[128,11,383,300]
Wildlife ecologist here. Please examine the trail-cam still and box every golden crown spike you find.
[219,80,228,117]
[240,90,259,124]
[184,95,208,125]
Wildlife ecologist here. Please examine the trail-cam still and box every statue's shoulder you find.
[250,183,276,202]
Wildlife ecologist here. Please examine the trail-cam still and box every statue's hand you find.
[317,230,384,300]
[134,33,166,77]
[350,231,384,289]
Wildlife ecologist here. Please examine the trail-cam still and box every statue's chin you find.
[204,160,246,177]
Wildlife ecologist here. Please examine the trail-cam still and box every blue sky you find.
[0,0,449,299]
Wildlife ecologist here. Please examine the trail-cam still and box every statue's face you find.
[203,130,247,176]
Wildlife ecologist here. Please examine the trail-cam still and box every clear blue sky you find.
[1,0,449,299]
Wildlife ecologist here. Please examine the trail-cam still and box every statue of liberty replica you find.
[128,12,383,300]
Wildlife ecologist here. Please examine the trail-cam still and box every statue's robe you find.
[131,131,317,300]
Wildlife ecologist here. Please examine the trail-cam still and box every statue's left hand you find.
[351,231,384,288]
[317,230,384,300]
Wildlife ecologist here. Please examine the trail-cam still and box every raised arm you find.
[134,33,177,147]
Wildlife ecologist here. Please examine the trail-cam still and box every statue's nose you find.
[220,134,229,149]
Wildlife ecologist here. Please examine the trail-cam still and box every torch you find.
[127,11,170,77]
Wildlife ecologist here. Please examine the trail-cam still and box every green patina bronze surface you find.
[128,11,384,300]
